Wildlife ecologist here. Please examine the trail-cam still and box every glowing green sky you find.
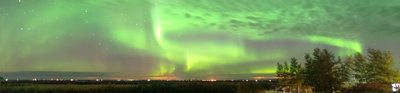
[0,0,399,79]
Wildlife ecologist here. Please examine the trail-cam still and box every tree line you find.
[276,48,399,93]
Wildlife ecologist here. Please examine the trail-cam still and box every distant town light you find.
[96,79,100,82]
[32,78,37,81]
[5,78,8,81]
[147,79,151,82]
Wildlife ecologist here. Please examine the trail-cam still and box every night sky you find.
[0,0,400,79]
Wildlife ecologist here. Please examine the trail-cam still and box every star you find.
[18,0,21,3]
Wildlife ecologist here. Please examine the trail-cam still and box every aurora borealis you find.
[0,0,400,79]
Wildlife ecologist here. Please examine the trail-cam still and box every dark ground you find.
[0,80,275,93]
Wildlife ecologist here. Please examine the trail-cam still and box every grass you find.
[0,81,273,93]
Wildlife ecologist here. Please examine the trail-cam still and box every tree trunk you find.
[297,86,300,93]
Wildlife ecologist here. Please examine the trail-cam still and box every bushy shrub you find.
[343,82,392,93]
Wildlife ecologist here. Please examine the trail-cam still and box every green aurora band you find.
[0,0,399,79]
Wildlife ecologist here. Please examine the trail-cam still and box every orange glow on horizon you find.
[252,77,283,79]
